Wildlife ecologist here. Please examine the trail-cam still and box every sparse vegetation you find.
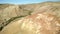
[0,2,60,34]
[0,15,26,31]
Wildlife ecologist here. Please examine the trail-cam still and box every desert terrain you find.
[0,1,60,34]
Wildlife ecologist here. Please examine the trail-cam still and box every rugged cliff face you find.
[0,1,60,34]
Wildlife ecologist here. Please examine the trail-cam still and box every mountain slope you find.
[0,1,60,32]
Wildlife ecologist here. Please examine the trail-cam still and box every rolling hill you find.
[0,1,60,34]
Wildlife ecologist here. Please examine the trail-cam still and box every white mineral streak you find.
[56,22,60,26]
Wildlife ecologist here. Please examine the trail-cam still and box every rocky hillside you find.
[0,1,60,32]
